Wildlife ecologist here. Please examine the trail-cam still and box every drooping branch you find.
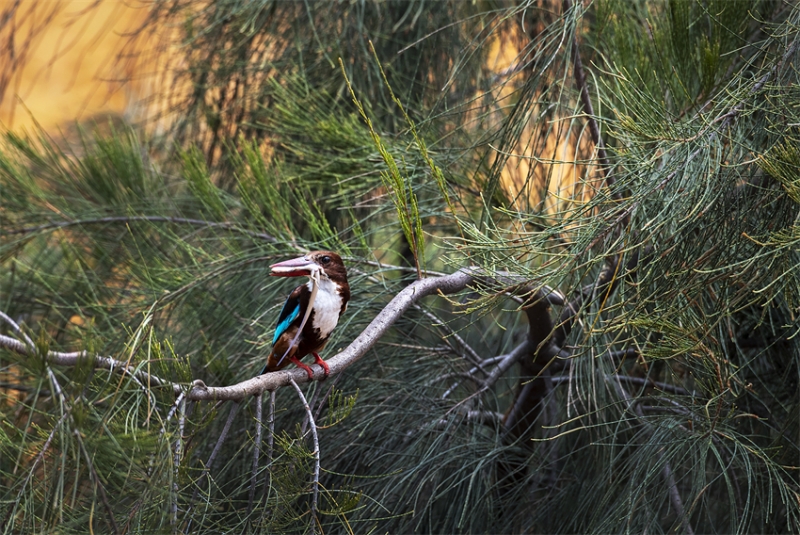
[289,378,320,534]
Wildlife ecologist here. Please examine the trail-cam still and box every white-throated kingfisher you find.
[260,251,350,379]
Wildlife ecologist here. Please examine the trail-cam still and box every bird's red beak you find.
[270,255,318,277]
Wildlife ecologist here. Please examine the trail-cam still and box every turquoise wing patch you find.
[273,300,301,345]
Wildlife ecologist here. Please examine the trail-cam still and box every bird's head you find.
[269,251,348,284]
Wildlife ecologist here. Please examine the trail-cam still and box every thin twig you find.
[563,0,615,196]
[289,378,320,535]
[415,306,485,370]
[424,410,505,431]
[441,355,508,399]
[613,378,695,535]
[171,394,186,531]
[248,392,263,515]
[309,373,343,432]
[427,371,485,390]
[268,391,276,465]
[611,374,690,396]
[261,390,277,511]
[1,215,278,242]
[480,340,532,392]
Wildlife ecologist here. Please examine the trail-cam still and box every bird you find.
[260,251,350,379]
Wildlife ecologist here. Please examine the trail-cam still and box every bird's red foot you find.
[312,352,330,377]
[290,356,315,380]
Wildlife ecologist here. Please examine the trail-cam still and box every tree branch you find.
[0,268,505,402]
[183,268,475,400]
[0,333,177,390]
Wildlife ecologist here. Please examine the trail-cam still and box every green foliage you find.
[343,58,426,277]
[2,1,800,534]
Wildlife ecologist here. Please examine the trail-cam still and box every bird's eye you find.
[321,255,331,265]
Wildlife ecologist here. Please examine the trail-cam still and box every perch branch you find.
[183,268,475,400]
[0,268,494,401]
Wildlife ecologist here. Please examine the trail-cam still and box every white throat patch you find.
[307,278,343,339]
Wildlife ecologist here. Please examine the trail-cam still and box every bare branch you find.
[0,310,35,350]
[289,378,320,535]
[480,341,532,391]
[441,355,508,399]
[415,306,485,370]
[611,374,691,397]
[0,268,515,402]
[0,332,178,390]
[426,410,505,431]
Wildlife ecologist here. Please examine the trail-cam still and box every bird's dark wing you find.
[272,286,302,345]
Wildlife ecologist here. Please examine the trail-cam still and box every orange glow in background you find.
[0,0,157,133]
